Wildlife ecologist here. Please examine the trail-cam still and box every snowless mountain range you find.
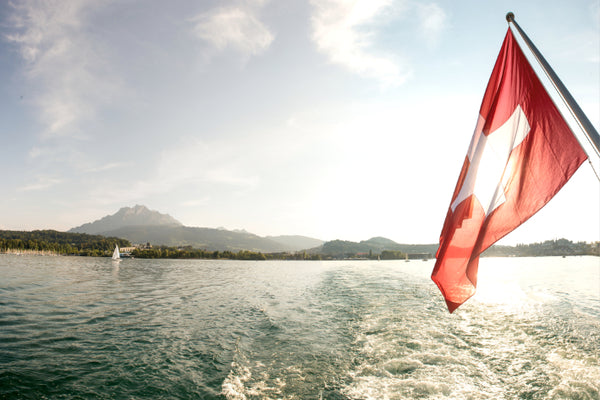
[69,205,325,252]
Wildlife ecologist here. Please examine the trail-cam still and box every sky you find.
[1,0,598,245]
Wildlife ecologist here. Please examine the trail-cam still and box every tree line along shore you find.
[0,230,130,257]
[0,230,322,260]
[0,229,598,260]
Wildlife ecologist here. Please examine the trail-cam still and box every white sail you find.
[112,245,120,260]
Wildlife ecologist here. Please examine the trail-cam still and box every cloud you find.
[155,138,260,188]
[190,5,274,58]
[417,3,447,45]
[309,0,409,87]
[5,0,83,63]
[88,136,261,205]
[180,198,210,208]
[85,162,131,173]
[17,176,62,192]
[5,0,123,138]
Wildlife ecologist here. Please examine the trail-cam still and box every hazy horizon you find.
[1,203,593,247]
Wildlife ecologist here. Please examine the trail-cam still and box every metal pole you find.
[506,12,600,157]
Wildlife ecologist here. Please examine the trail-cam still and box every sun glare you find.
[473,259,529,309]
[474,276,527,307]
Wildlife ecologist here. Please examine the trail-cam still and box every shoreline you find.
[1,249,59,256]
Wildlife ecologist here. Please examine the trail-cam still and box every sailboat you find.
[112,245,121,261]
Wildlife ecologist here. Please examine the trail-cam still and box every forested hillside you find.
[483,238,599,257]
[0,230,131,256]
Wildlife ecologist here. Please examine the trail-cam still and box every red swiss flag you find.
[431,29,588,313]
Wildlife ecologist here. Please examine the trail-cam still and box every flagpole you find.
[506,12,600,157]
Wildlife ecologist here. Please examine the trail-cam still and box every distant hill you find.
[98,225,299,252]
[266,235,324,251]
[69,205,182,235]
[68,205,322,252]
[314,236,438,258]
[314,237,599,259]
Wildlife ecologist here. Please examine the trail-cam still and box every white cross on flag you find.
[431,29,588,313]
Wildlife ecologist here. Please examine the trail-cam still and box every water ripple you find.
[1,255,598,399]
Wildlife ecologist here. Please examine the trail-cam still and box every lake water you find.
[1,255,598,399]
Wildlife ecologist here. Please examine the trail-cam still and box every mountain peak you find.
[117,204,150,216]
[69,205,182,235]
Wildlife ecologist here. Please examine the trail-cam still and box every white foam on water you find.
[546,351,600,398]
[222,358,289,400]
[219,259,599,399]
[338,277,595,400]
[221,360,252,400]
[342,375,453,400]
[221,339,297,400]
[341,306,494,399]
